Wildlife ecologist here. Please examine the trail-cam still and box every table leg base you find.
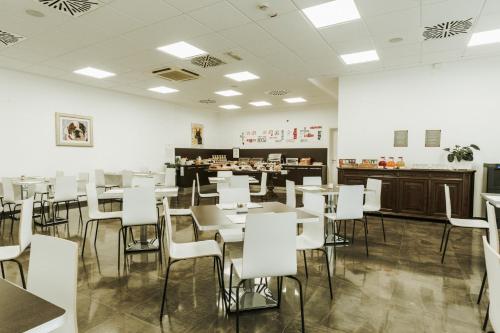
[126,239,160,252]
[226,283,277,312]
[325,234,350,247]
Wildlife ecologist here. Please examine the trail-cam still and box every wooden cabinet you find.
[338,168,475,220]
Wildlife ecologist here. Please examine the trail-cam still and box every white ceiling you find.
[1,0,500,111]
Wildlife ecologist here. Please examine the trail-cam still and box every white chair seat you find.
[90,211,122,220]
[170,208,192,216]
[170,240,221,260]
[450,218,489,229]
[363,204,380,212]
[250,192,265,197]
[219,229,244,243]
[296,234,323,251]
[199,192,218,198]
[0,245,21,261]
[45,197,78,203]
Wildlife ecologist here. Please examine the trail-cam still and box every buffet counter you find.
[338,167,475,220]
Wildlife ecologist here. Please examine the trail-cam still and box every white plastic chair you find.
[28,234,78,333]
[131,176,156,188]
[230,175,249,189]
[297,193,333,298]
[216,171,232,192]
[229,212,305,333]
[122,170,134,188]
[0,197,33,288]
[163,168,176,187]
[286,180,296,208]
[81,183,122,256]
[250,172,267,201]
[325,185,366,256]
[219,188,251,204]
[94,169,118,190]
[363,178,386,242]
[303,176,321,185]
[168,180,198,241]
[195,173,218,205]
[440,184,488,263]
[482,235,500,332]
[159,198,225,320]
[1,178,23,235]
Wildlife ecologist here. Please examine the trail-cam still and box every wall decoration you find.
[393,130,408,147]
[425,129,441,147]
[240,125,322,145]
[55,113,93,147]
[191,123,204,147]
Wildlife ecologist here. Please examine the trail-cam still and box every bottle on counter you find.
[378,157,387,169]
[386,157,396,169]
[397,157,406,169]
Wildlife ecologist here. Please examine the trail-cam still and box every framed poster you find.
[393,130,408,147]
[425,130,441,147]
[55,113,93,147]
[191,123,204,147]
[233,147,240,159]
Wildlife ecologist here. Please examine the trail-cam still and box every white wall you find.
[0,68,218,177]
[216,103,338,149]
[338,57,500,216]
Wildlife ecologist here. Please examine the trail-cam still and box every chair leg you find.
[483,303,489,331]
[351,219,355,244]
[276,276,282,308]
[191,216,198,241]
[11,259,26,289]
[319,248,333,299]
[302,250,309,278]
[93,220,100,251]
[81,219,95,256]
[160,258,176,320]
[380,212,386,242]
[441,226,453,264]
[478,270,487,304]
[77,200,84,229]
[0,261,5,278]
[214,256,228,312]
[287,276,305,333]
[439,221,448,252]
[222,243,226,272]
[235,279,246,333]
[228,263,233,311]
[363,217,369,256]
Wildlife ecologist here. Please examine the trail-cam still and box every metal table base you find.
[226,279,278,312]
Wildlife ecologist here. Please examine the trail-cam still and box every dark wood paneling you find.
[428,180,461,219]
[398,178,428,216]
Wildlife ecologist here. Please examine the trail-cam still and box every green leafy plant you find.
[443,144,480,162]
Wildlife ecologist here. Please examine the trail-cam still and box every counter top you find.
[337,167,476,173]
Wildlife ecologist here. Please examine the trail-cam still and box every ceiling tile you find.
[77,5,145,36]
[219,23,282,57]
[363,7,420,36]
[188,2,251,31]
[482,0,500,15]
[226,0,297,21]
[0,54,32,69]
[355,0,418,18]
[421,0,483,27]
[378,43,422,60]
[329,38,375,54]
[382,54,421,68]
[473,13,500,32]
[320,20,371,44]
[421,49,464,64]
[108,0,181,24]
[421,34,468,54]
[164,0,222,13]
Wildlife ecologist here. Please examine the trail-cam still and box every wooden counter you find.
[338,167,475,220]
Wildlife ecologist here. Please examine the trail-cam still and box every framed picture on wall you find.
[55,113,93,147]
[191,123,204,147]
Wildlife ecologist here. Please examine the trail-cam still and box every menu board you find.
[240,125,322,146]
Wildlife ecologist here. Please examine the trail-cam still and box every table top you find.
[12,177,47,186]
[295,184,371,196]
[191,201,317,231]
[208,176,259,184]
[481,193,500,208]
[0,279,66,333]
[99,186,178,199]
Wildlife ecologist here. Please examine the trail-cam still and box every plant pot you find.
[450,160,475,170]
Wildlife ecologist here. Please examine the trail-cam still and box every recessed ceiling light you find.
[302,0,360,29]
[148,86,178,94]
[215,89,242,97]
[468,28,500,47]
[25,9,44,17]
[249,101,271,107]
[219,104,241,110]
[157,41,207,59]
[225,71,260,82]
[73,67,115,79]
[340,50,379,65]
[283,97,306,103]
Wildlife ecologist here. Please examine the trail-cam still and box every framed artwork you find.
[55,113,93,147]
[425,129,441,147]
[393,130,408,147]
[191,123,204,147]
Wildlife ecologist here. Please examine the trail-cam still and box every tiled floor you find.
[0,191,491,332]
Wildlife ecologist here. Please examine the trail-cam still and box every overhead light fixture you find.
[283,97,306,103]
[340,50,379,65]
[468,28,500,47]
[225,71,260,82]
[249,101,271,107]
[148,86,178,94]
[73,67,115,79]
[215,89,242,97]
[302,0,360,29]
[219,104,241,110]
[157,41,207,59]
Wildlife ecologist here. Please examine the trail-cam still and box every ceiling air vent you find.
[423,18,473,40]
[199,99,216,104]
[0,29,26,47]
[152,67,200,82]
[266,89,289,96]
[36,0,101,17]
[191,55,226,68]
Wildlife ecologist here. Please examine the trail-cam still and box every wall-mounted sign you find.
[425,129,441,147]
[232,147,239,159]
[393,130,408,147]
[240,125,322,145]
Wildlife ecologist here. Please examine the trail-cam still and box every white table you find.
[481,193,500,208]
[208,176,259,184]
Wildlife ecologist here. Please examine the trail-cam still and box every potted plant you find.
[443,144,480,169]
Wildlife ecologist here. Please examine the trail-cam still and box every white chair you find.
[325,185,366,256]
[119,187,161,266]
[0,197,33,288]
[482,235,500,332]
[286,180,296,208]
[28,235,78,333]
[122,170,134,188]
[297,193,333,299]
[131,176,156,188]
[440,184,488,264]
[363,178,386,242]
[159,198,225,320]
[77,172,89,200]
[250,172,267,201]
[55,170,64,178]
[195,173,218,205]
[303,176,321,185]
[216,170,232,192]
[81,183,122,256]
[1,178,23,236]
[230,175,249,189]
[163,168,176,187]
[229,212,305,333]
[168,180,198,241]
[94,169,118,190]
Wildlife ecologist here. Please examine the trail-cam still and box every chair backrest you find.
[365,178,382,210]
[1,178,17,201]
[217,171,233,177]
[77,172,89,194]
[28,235,78,333]
[191,179,196,206]
[131,176,155,188]
[122,187,157,226]
[241,212,297,279]
[303,176,321,186]
[164,168,176,187]
[55,170,64,178]
[230,175,249,189]
[94,169,105,187]
[301,193,325,247]
[444,184,452,220]
[336,185,364,220]
[54,176,78,202]
[216,171,230,192]
[86,183,101,218]
[258,172,268,194]
[162,197,175,254]
[19,197,34,252]
[483,236,500,331]
[286,180,296,208]
[219,188,250,204]
[196,173,202,194]
[487,202,499,253]
[122,170,134,188]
